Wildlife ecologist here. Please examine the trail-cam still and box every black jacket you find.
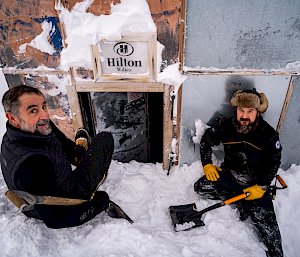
[1,122,108,228]
[1,121,86,198]
[200,116,282,186]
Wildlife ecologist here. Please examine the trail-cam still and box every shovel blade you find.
[169,203,205,232]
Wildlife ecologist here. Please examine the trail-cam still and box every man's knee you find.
[92,191,110,211]
[194,176,213,192]
[194,176,220,199]
[95,131,114,146]
[89,132,114,156]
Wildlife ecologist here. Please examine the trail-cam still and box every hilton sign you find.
[90,33,157,82]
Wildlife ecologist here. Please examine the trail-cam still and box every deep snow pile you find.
[0,69,299,257]
[0,0,299,255]
[0,157,299,257]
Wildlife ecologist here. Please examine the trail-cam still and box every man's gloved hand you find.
[203,164,222,181]
[243,184,266,200]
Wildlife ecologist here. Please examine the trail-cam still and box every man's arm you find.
[15,155,58,196]
[258,133,282,186]
[200,118,224,166]
[50,121,86,165]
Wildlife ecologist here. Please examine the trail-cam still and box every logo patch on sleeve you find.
[275,141,281,149]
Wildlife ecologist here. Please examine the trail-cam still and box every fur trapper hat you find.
[231,89,268,113]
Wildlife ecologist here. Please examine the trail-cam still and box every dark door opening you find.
[80,91,163,164]
[147,92,163,163]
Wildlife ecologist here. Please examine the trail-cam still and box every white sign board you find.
[91,33,157,82]
[100,41,149,74]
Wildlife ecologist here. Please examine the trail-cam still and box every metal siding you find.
[185,0,300,69]
[179,75,290,165]
[280,77,300,169]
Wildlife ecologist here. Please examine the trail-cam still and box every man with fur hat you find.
[194,88,283,257]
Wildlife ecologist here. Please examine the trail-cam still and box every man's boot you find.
[75,128,90,150]
[107,200,134,224]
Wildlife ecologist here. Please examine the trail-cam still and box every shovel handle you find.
[276,175,287,189]
[5,190,28,209]
[224,193,248,205]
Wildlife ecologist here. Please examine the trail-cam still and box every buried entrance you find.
[79,91,163,163]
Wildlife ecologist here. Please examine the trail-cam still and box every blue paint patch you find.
[34,17,63,52]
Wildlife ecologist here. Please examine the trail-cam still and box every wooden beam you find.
[276,76,298,132]
[66,85,83,131]
[179,0,187,70]
[75,81,165,92]
[174,85,183,165]
[184,69,300,76]
[66,84,83,130]
[163,85,173,170]
[56,1,82,130]
[2,68,68,75]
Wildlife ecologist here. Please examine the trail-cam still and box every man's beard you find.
[19,119,52,135]
[235,117,258,134]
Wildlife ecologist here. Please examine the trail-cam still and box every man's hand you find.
[243,185,266,200]
[203,164,222,181]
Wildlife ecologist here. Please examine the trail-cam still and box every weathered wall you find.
[184,0,300,69]
[0,0,72,137]
[0,0,181,70]
[0,0,60,68]
[180,75,290,165]
[0,0,182,162]
[179,0,300,168]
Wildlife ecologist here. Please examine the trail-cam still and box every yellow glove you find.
[243,185,266,200]
[203,164,222,181]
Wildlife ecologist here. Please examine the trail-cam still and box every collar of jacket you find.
[5,121,55,146]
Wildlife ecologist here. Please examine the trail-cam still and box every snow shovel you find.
[5,190,86,209]
[169,193,248,232]
[6,190,134,224]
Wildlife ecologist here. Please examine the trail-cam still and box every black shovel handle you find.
[187,193,248,220]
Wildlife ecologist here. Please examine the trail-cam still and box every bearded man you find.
[0,85,128,229]
[194,88,284,257]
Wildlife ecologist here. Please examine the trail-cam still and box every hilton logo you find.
[107,42,142,71]
[113,42,134,56]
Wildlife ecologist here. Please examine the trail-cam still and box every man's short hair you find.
[2,85,44,115]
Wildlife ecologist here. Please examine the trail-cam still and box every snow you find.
[0,147,299,256]
[285,61,300,71]
[55,0,156,70]
[19,21,56,55]
[1,0,300,256]
[157,63,187,89]
[0,68,299,257]
[192,119,210,144]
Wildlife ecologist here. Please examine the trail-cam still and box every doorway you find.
[79,91,163,163]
